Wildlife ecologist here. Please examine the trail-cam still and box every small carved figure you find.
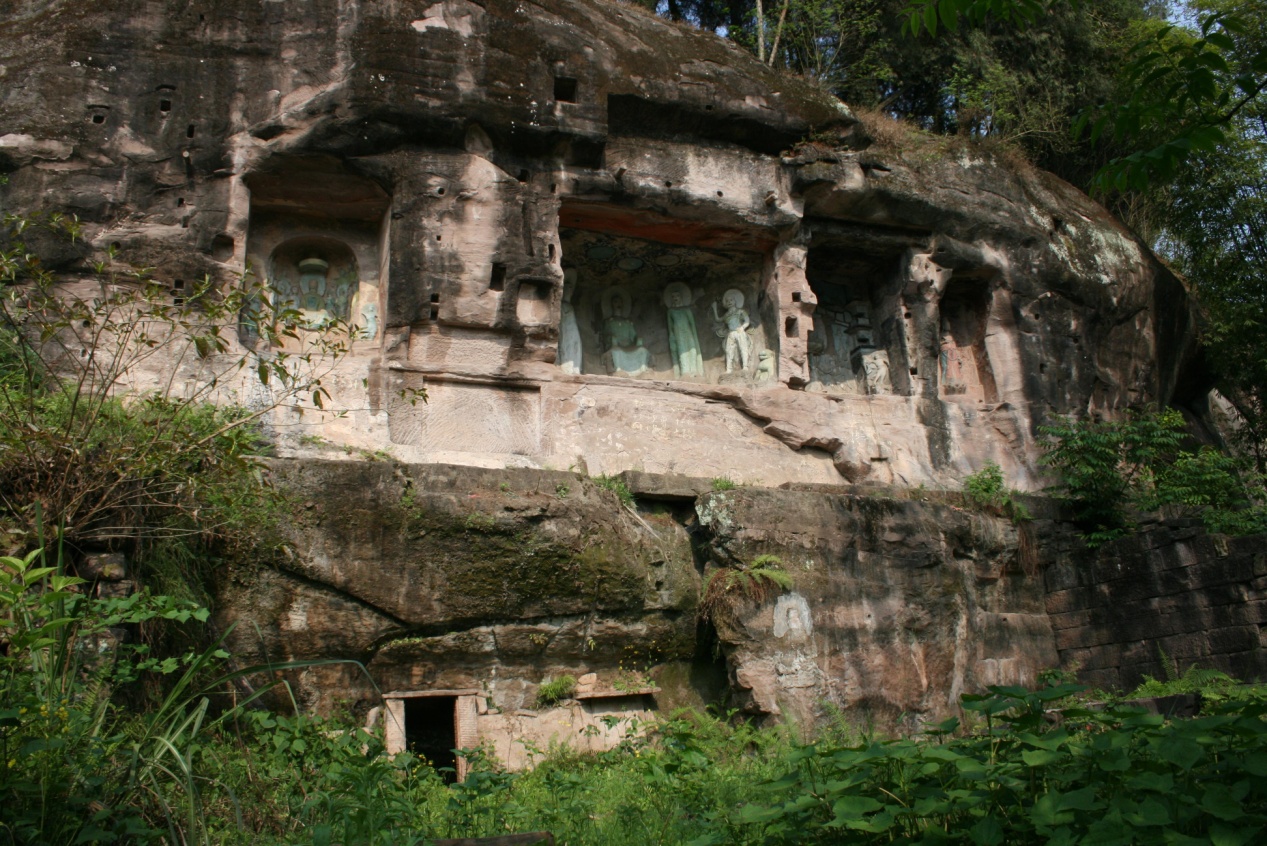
[359,301,379,340]
[712,288,753,373]
[558,271,583,374]
[755,348,776,383]
[861,348,891,395]
[939,330,966,394]
[296,256,331,328]
[602,288,650,375]
[662,282,704,378]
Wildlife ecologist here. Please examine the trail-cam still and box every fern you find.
[534,675,577,708]
[699,559,793,624]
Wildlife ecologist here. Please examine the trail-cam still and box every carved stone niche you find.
[268,237,358,329]
[242,161,390,345]
[804,244,904,396]
[556,215,775,385]
[937,276,998,403]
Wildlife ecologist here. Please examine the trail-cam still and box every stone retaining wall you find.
[1044,519,1267,690]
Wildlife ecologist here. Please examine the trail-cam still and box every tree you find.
[674,0,1154,188]
[904,0,1267,191]
[1145,3,1267,461]
[0,210,351,597]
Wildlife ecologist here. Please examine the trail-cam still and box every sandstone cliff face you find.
[223,461,702,714]
[696,485,1056,727]
[217,459,1055,727]
[0,0,1231,736]
[0,0,1208,491]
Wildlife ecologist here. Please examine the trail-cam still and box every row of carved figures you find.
[558,279,775,383]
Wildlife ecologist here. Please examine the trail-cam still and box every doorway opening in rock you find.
[405,695,458,781]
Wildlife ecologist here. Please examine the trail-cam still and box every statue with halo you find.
[712,288,753,373]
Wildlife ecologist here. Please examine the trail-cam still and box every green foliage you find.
[902,0,1062,36]
[725,0,1152,188]
[699,558,793,625]
[710,476,738,492]
[1040,409,1267,544]
[1138,3,1267,468]
[1076,6,1266,193]
[713,683,1267,844]
[593,475,635,508]
[0,547,306,844]
[963,461,1031,522]
[535,676,579,709]
[0,211,351,602]
[1130,664,1246,702]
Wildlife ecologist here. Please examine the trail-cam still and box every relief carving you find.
[663,281,704,378]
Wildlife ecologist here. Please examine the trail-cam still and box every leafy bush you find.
[699,558,793,625]
[0,212,359,604]
[535,675,578,708]
[1127,654,1265,705]
[1040,409,1267,544]
[711,477,738,492]
[962,461,1031,522]
[716,684,1267,845]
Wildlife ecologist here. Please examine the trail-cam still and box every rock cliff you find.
[0,0,1238,736]
[0,0,1210,490]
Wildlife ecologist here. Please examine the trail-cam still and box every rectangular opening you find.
[518,279,550,300]
[490,263,506,292]
[160,99,172,113]
[792,291,802,303]
[553,76,578,103]
[430,293,440,303]
[784,316,798,337]
[404,696,458,782]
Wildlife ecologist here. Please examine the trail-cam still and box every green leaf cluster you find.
[0,547,357,845]
[699,557,794,625]
[535,675,579,709]
[1040,409,1267,544]
[718,684,1267,845]
[593,475,635,508]
[962,461,1031,522]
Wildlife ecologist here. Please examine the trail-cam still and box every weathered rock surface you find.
[696,486,1056,728]
[219,459,701,714]
[0,0,1213,492]
[217,458,1056,727]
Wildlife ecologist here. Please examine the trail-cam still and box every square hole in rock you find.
[553,76,578,103]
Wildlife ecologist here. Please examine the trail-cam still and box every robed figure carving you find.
[601,288,650,375]
[663,282,704,378]
[558,270,583,374]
